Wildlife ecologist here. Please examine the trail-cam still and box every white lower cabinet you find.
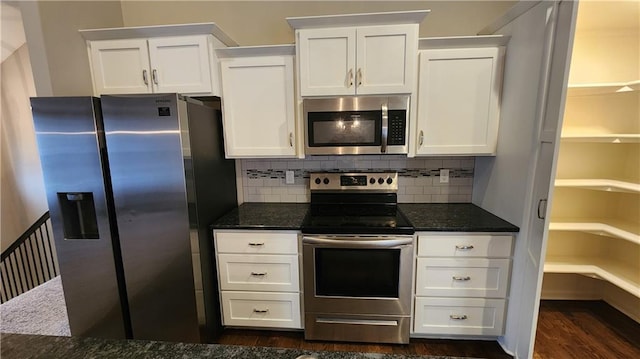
[415,258,511,298]
[220,291,301,328]
[413,233,514,337]
[414,297,506,336]
[214,230,302,329]
[218,254,299,292]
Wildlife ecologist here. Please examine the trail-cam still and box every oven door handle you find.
[303,236,413,248]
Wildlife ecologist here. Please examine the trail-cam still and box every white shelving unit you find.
[566,80,640,96]
[545,256,640,298]
[543,1,640,322]
[554,179,640,193]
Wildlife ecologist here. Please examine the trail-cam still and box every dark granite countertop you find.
[211,202,517,233]
[0,333,463,359]
[398,203,519,232]
[211,202,309,230]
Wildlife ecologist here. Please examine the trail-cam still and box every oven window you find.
[314,248,400,298]
[308,111,381,147]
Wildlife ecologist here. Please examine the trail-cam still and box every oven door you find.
[302,235,413,316]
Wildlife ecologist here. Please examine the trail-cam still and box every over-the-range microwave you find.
[303,95,410,155]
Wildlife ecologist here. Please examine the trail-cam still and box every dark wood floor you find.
[533,300,640,359]
[216,300,640,358]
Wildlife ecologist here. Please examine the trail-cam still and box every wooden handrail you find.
[1,212,50,261]
[1,211,58,303]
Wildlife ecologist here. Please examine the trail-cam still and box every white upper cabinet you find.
[413,36,506,156]
[89,39,151,95]
[288,11,428,97]
[217,46,297,158]
[89,39,151,94]
[147,36,213,94]
[80,23,237,96]
[298,25,418,96]
[356,25,418,95]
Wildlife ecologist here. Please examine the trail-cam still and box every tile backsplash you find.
[237,155,474,204]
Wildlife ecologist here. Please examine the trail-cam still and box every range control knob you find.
[387,177,393,184]
[323,178,330,185]
[369,177,376,185]
[314,178,321,185]
[378,177,384,184]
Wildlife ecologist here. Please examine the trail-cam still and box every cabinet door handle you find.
[248,242,264,246]
[455,245,474,250]
[142,70,149,85]
[418,130,424,147]
[253,308,269,313]
[289,132,294,147]
[537,199,548,219]
[357,68,363,86]
[347,69,354,87]
[449,314,468,320]
[152,69,159,85]
[250,272,267,276]
[452,276,471,281]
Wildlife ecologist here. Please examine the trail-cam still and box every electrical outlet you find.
[440,169,450,183]
[285,170,295,184]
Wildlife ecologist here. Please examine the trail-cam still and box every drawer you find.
[215,231,298,254]
[415,258,510,297]
[414,297,506,336]
[221,291,301,329]
[218,254,299,292]
[417,234,513,257]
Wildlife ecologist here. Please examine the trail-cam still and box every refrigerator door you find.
[101,94,199,343]
[31,97,128,338]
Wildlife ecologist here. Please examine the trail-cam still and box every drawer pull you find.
[452,276,471,281]
[455,245,474,250]
[253,308,269,313]
[250,272,267,276]
[248,242,265,246]
[449,314,468,320]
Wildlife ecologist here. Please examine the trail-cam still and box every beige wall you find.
[1,45,47,251]
[22,1,124,96]
[120,1,516,45]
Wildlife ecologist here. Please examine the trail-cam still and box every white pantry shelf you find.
[544,256,640,298]
[560,133,640,143]
[549,219,640,245]
[567,80,640,96]
[554,179,640,193]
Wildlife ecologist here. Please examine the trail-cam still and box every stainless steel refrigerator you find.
[31,94,237,343]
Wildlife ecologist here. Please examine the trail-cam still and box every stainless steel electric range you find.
[301,172,415,344]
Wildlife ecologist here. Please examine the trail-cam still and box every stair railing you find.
[1,212,58,303]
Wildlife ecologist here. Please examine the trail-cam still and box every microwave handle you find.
[381,103,388,153]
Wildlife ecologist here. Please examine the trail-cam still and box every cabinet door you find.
[148,35,213,94]
[220,291,302,328]
[218,254,300,292]
[355,24,418,95]
[298,28,356,96]
[415,258,511,298]
[89,39,151,95]
[415,47,503,156]
[414,297,506,336]
[220,55,297,158]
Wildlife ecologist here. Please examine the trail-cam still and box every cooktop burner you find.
[301,212,414,235]
[301,172,415,235]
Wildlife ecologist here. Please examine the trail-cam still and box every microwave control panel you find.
[387,110,407,145]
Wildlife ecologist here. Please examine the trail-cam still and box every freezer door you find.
[31,97,127,339]
[101,94,199,343]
